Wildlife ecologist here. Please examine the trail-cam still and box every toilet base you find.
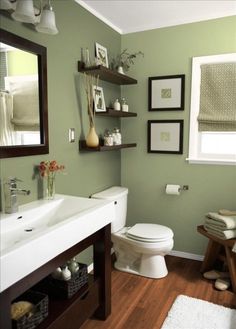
[114,253,168,279]
[112,228,173,279]
[140,254,168,278]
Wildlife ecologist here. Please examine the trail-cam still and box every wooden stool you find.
[197,225,236,293]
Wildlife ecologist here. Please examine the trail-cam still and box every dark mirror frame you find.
[0,29,49,158]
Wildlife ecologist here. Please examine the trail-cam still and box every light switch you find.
[69,128,75,143]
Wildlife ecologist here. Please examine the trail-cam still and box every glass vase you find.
[47,174,55,200]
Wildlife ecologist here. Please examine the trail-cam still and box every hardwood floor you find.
[81,256,236,329]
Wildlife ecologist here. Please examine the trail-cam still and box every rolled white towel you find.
[205,212,236,230]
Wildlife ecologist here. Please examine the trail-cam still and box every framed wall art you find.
[95,42,109,68]
[93,86,106,112]
[147,120,184,154]
[148,75,185,111]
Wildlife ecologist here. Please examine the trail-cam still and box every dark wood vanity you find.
[0,224,111,329]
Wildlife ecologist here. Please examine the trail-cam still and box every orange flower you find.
[38,160,65,177]
[39,163,47,172]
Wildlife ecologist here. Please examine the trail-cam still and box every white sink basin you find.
[0,194,115,292]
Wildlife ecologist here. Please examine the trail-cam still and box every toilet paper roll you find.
[165,184,181,195]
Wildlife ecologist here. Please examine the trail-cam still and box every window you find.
[187,53,236,165]
[15,131,40,145]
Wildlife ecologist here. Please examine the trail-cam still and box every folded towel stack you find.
[203,211,236,240]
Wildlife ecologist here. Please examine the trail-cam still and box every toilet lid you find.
[126,223,173,242]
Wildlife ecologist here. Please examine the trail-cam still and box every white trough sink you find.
[0,194,115,292]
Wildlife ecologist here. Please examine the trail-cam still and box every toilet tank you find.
[91,186,128,233]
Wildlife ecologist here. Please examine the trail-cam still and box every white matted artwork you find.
[149,75,185,111]
[93,85,106,112]
[148,120,184,154]
[95,42,109,68]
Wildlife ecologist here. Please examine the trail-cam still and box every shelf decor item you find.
[12,290,48,329]
[39,160,65,199]
[95,42,108,68]
[46,263,88,299]
[148,75,185,111]
[84,73,100,147]
[93,85,106,112]
[110,49,144,74]
[147,120,184,154]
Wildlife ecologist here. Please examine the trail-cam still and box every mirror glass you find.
[0,29,48,158]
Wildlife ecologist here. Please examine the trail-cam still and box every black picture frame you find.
[148,74,185,111]
[148,120,184,154]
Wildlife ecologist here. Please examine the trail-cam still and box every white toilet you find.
[92,186,174,279]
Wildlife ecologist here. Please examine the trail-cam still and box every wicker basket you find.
[47,262,88,299]
[12,290,48,329]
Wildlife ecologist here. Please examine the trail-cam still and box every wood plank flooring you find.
[81,256,236,329]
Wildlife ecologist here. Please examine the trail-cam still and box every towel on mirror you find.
[204,224,236,240]
[205,212,236,230]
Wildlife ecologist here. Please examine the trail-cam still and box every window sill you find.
[186,158,236,166]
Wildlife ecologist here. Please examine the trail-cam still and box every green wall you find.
[0,2,235,260]
[0,1,121,263]
[0,0,121,204]
[121,16,236,255]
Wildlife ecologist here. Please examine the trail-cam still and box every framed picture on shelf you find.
[148,75,185,111]
[93,86,106,112]
[95,43,109,68]
[147,120,184,154]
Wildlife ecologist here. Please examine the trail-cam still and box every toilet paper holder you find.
[180,185,189,191]
[165,184,189,192]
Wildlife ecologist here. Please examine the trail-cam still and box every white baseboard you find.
[87,250,204,273]
[169,250,204,261]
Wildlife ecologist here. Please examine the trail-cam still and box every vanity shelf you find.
[97,108,137,117]
[79,140,137,152]
[0,225,111,329]
[78,61,137,85]
[36,276,100,329]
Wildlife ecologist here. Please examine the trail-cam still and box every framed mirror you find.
[0,29,48,158]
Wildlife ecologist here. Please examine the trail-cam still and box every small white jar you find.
[68,258,79,274]
[112,128,122,145]
[113,99,121,111]
[104,132,114,146]
[51,267,62,280]
[121,98,129,112]
[61,266,71,281]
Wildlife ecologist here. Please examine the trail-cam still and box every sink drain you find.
[24,228,34,232]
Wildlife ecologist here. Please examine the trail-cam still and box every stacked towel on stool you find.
[204,211,236,240]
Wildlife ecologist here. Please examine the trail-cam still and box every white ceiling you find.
[76,0,236,34]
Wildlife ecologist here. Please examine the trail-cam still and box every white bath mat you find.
[161,295,236,329]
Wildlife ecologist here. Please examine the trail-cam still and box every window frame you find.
[187,53,236,166]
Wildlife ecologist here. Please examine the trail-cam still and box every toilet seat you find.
[126,223,173,243]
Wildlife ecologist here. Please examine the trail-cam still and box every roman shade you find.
[5,76,40,131]
[198,62,236,131]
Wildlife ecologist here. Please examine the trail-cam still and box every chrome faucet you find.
[4,178,30,214]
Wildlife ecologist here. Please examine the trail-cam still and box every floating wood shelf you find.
[78,61,137,85]
[79,140,137,152]
[96,108,137,117]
